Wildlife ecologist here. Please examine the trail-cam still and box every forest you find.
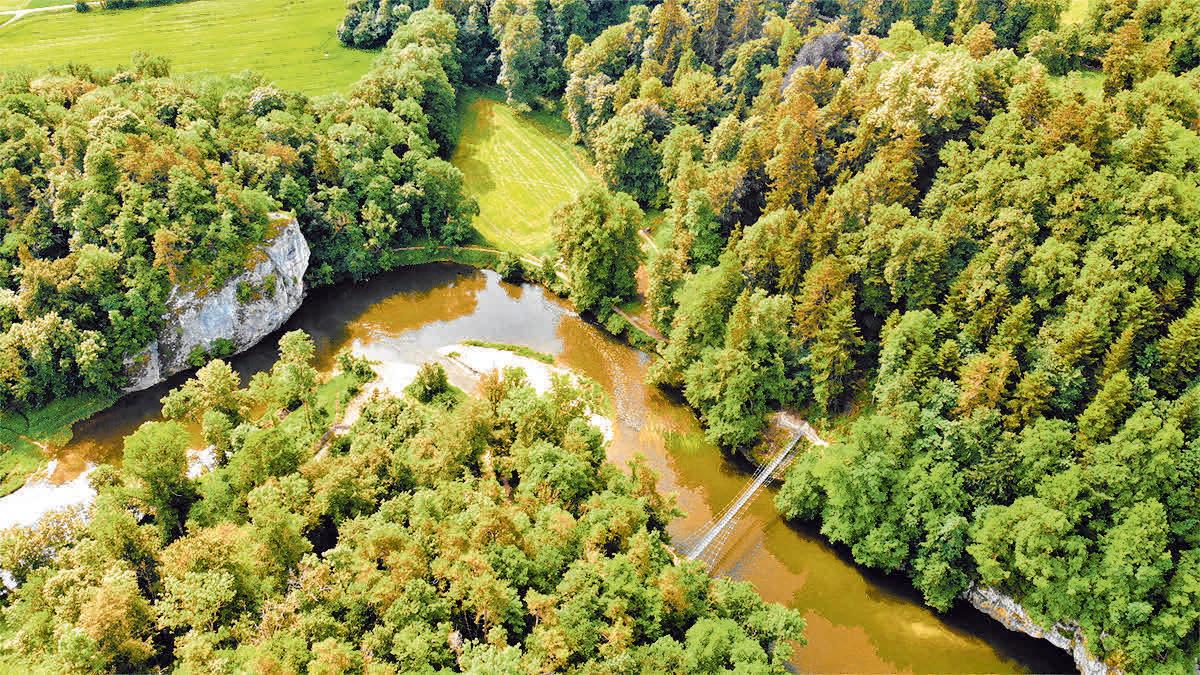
[2,0,1199,671]
[544,0,1199,671]
[0,335,804,671]
[0,11,474,410]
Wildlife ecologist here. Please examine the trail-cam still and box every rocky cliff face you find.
[963,585,1113,675]
[123,214,310,392]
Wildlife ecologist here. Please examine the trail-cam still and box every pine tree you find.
[810,290,862,414]
[1102,20,1143,96]
[1154,300,1200,395]
[1076,370,1134,447]
[1130,106,1170,174]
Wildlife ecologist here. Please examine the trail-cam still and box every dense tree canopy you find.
[5,0,1200,670]
[551,0,1200,670]
[0,9,476,409]
[552,186,643,315]
[0,335,805,671]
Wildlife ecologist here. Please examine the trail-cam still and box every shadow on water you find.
[48,263,1074,674]
[774,517,1076,674]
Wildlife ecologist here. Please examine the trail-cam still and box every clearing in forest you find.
[0,0,375,95]
[452,89,596,256]
[1062,0,1090,23]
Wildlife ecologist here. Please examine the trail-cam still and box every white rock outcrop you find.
[964,584,1113,675]
[123,214,309,392]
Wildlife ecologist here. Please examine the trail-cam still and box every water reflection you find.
[50,264,1072,674]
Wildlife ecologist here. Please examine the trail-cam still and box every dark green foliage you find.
[122,421,194,540]
[100,0,188,8]
[337,0,421,49]
[553,186,643,315]
[495,252,525,282]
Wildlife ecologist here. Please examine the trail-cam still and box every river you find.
[38,264,1073,673]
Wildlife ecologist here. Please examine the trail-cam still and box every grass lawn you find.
[0,392,116,496]
[0,0,65,12]
[1049,69,1106,99]
[1062,0,1090,23]
[0,0,377,96]
[452,89,597,256]
[276,372,357,439]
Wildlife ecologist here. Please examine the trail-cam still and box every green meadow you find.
[0,0,376,95]
[1062,0,1090,23]
[452,90,597,256]
[0,0,64,12]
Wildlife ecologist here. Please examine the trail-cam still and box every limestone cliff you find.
[964,585,1112,675]
[123,214,310,392]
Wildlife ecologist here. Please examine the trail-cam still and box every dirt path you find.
[611,305,665,342]
[638,229,659,252]
[0,2,95,30]
[775,411,830,447]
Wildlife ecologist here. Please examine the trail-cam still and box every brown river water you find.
[48,264,1073,673]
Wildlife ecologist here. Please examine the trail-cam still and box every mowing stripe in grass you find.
[452,89,597,256]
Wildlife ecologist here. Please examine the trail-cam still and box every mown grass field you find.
[0,0,376,95]
[452,89,597,256]
[0,0,63,12]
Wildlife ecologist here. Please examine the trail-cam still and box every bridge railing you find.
[680,432,804,570]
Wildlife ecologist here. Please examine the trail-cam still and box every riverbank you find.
[0,393,116,497]
[965,585,1113,675]
[438,342,614,443]
[0,264,1072,671]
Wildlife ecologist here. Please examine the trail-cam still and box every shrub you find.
[407,362,449,403]
[186,346,209,368]
[210,338,235,359]
[495,253,524,283]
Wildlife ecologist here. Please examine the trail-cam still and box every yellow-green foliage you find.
[460,339,555,364]
[451,90,596,255]
[0,0,375,95]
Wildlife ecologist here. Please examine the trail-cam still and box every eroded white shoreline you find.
[0,342,612,534]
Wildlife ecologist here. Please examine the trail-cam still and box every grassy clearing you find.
[0,0,376,96]
[0,392,116,495]
[461,339,555,364]
[1062,0,1090,23]
[277,372,357,439]
[452,89,597,256]
[1049,69,1105,99]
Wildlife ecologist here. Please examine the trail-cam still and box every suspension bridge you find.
[680,415,829,570]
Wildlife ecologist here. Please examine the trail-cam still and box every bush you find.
[495,253,524,283]
[74,2,90,11]
[186,346,209,368]
[210,338,235,359]
[236,281,255,304]
[406,362,449,403]
[334,348,376,384]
